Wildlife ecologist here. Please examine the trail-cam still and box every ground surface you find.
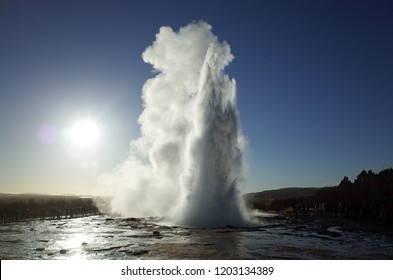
[1,213,393,259]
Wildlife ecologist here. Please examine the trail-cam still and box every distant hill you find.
[244,187,319,207]
[0,193,86,203]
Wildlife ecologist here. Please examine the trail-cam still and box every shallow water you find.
[1,214,393,259]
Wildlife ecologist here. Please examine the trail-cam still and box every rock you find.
[123,217,138,222]
[131,249,149,256]
[59,249,67,254]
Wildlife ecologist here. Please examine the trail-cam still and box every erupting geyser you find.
[102,21,249,227]
[174,37,246,227]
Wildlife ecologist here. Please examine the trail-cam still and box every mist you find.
[101,21,249,227]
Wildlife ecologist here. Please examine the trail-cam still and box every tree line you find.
[0,195,100,224]
[252,168,393,224]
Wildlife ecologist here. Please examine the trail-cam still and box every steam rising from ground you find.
[101,21,249,227]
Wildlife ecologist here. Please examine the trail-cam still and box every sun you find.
[69,120,100,148]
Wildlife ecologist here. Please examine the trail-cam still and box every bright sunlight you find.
[69,120,100,148]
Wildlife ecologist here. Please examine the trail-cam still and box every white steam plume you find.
[101,21,249,227]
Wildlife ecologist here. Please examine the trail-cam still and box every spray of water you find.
[101,21,249,227]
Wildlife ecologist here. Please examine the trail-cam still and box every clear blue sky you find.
[1,0,392,195]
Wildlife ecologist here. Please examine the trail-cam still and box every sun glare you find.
[69,120,100,148]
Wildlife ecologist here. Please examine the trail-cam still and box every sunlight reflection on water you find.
[1,215,393,260]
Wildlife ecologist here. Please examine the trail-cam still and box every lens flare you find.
[38,124,58,144]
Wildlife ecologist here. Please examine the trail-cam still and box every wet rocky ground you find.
[1,213,393,259]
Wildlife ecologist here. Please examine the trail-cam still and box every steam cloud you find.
[101,21,249,227]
